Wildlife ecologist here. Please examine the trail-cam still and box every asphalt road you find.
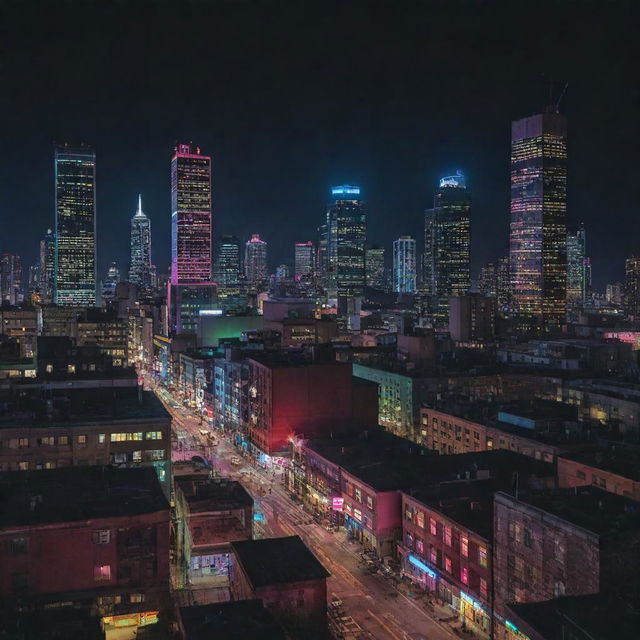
[145,376,459,640]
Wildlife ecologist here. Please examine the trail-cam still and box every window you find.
[19,438,29,448]
[18,462,28,471]
[405,508,413,522]
[366,495,373,510]
[148,449,164,461]
[94,565,111,581]
[444,556,452,573]
[77,435,87,445]
[444,526,452,547]
[429,517,437,537]
[416,538,424,554]
[46,364,53,373]
[132,451,142,462]
[93,530,111,544]
[98,434,106,444]
[132,432,143,441]
[44,461,56,469]
[38,437,55,446]
[416,511,425,529]
[130,593,144,603]
[479,578,488,598]
[430,547,437,565]
[145,431,162,440]
[461,535,468,557]
[478,547,487,568]
[524,527,532,548]
[58,436,69,446]
[354,487,362,503]
[353,509,362,522]
[461,566,469,585]
[9,538,27,555]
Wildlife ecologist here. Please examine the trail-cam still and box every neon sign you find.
[332,497,344,511]
[408,554,437,579]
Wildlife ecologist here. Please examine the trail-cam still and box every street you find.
[147,376,459,640]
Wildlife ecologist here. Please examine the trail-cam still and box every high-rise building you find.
[509,109,567,329]
[245,234,268,286]
[39,228,55,304]
[27,263,40,299]
[478,262,497,297]
[624,256,640,320]
[101,262,120,303]
[366,245,386,290]
[275,264,292,281]
[171,143,212,284]
[393,236,417,293]
[214,235,242,286]
[606,282,623,306]
[294,242,315,281]
[424,172,471,322]
[316,224,328,289]
[129,195,152,291]
[496,255,511,313]
[566,223,588,309]
[0,253,22,306]
[326,185,366,306]
[54,144,96,306]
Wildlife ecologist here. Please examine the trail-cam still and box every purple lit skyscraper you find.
[171,143,212,284]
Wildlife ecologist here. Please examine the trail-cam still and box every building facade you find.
[244,234,268,286]
[54,144,97,306]
[393,236,417,294]
[566,223,588,309]
[294,241,315,281]
[365,244,386,290]
[213,234,242,287]
[129,195,152,291]
[624,255,640,320]
[509,111,567,329]
[0,252,22,306]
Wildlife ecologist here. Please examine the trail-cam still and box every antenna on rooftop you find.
[555,82,569,113]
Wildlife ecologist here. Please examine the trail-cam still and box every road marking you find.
[366,609,404,640]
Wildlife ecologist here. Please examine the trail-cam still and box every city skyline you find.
[0,2,636,290]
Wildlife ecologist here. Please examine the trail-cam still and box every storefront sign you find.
[332,497,344,510]
[408,554,437,579]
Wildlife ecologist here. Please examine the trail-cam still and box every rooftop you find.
[180,601,286,640]
[496,486,640,536]
[0,466,169,527]
[175,476,254,510]
[559,444,640,481]
[506,593,640,640]
[1,608,104,640]
[232,535,330,588]
[0,388,170,429]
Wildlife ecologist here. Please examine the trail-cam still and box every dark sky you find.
[0,0,638,288]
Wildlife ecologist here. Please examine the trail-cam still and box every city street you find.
[147,377,459,640]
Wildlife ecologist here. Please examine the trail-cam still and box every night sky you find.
[0,0,637,288]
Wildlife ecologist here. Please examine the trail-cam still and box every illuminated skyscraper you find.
[393,236,416,293]
[366,244,385,289]
[214,235,242,286]
[245,234,268,285]
[129,195,152,291]
[39,228,55,303]
[0,253,22,305]
[171,143,212,284]
[566,223,589,309]
[624,256,640,320]
[326,185,366,306]
[478,262,498,298]
[424,172,471,322]
[509,110,567,328]
[294,241,315,280]
[101,262,120,303]
[54,144,96,306]
[316,224,328,289]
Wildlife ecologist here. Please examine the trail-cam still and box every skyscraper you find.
[39,228,55,304]
[0,253,22,305]
[424,172,471,322]
[245,234,268,285]
[171,143,212,284]
[509,109,567,329]
[566,223,588,309]
[214,235,242,286]
[316,223,328,289]
[101,262,120,303]
[624,256,640,320]
[478,262,498,298]
[326,185,366,307]
[393,236,417,293]
[54,144,96,306]
[294,241,315,280]
[366,244,386,290]
[129,195,152,291]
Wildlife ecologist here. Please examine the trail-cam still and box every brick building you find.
[557,446,640,501]
[230,536,330,639]
[493,488,640,640]
[0,385,171,492]
[0,467,170,634]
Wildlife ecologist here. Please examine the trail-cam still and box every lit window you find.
[461,535,468,557]
[145,431,162,440]
[77,435,87,445]
[429,517,437,537]
[461,566,469,584]
[354,487,362,503]
[92,530,111,545]
[366,495,373,510]
[132,451,142,462]
[353,509,362,522]
[18,462,28,471]
[130,593,144,603]
[132,432,143,441]
[18,438,29,448]
[478,547,487,568]
[416,539,424,554]
[444,526,452,547]
[94,565,111,581]
[98,434,106,444]
[44,461,56,469]
[416,512,425,529]
[480,578,488,598]
[46,364,53,373]
[58,436,69,446]
[444,556,452,573]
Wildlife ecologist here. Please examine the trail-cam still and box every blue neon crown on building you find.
[439,170,465,188]
[331,184,361,197]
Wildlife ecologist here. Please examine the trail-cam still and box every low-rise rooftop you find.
[175,476,254,510]
[0,466,169,527]
[232,535,330,588]
[559,445,640,481]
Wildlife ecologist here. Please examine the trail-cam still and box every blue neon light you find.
[505,621,519,632]
[439,171,466,189]
[253,513,264,521]
[408,554,437,579]
[331,185,360,196]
